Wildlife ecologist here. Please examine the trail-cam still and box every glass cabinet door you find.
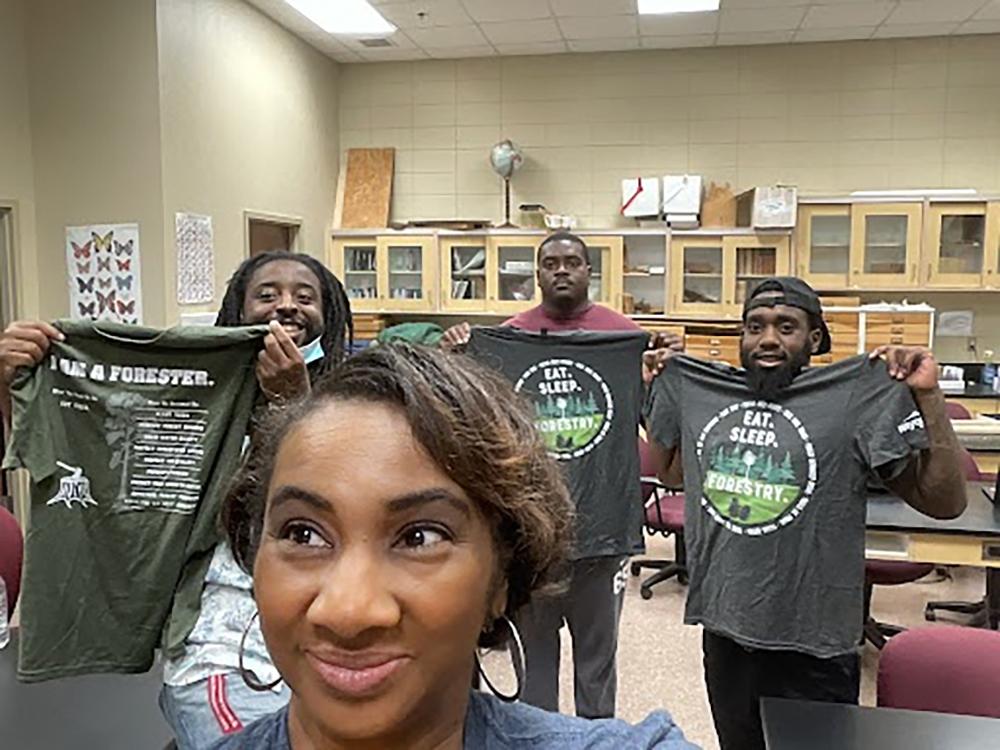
[850,203,921,288]
[441,237,489,311]
[579,235,623,308]
[622,235,668,315]
[332,238,380,311]
[796,206,851,289]
[927,204,987,287]
[728,236,790,314]
[492,240,538,313]
[382,237,435,311]
[670,238,729,314]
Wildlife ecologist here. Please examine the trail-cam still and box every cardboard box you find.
[701,182,737,227]
[662,174,702,216]
[736,186,798,228]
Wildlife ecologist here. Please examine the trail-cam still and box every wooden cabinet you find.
[578,234,623,309]
[989,203,1000,289]
[814,311,861,365]
[796,205,852,289]
[850,203,922,289]
[864,312,933,348]
[669,233,791,316]
[331,235,436,312]
[925,203,989,288]
[684,333,740,365]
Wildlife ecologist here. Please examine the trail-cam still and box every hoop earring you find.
[474,615,525,703]
[239,611,283,692]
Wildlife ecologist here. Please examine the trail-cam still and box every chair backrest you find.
[959,447,982,482]
[638,438,657,503]
[878,626,1000,718]
[0,505,23,613]
[945,401,973,420]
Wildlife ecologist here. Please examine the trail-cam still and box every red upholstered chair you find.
[945,401,973,420]
[0,505,23,616]
[630,439,687,600]
[877,626,1000,718]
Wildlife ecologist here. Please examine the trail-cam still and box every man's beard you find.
[741,346,811,402]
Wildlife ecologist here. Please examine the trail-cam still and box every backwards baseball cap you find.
[742,277,832,355]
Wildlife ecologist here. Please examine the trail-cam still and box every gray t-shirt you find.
[468,327,648,560]
[644,354,929,657]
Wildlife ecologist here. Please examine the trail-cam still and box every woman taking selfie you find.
[209,344,696,749]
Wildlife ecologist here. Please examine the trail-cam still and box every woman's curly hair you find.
[222,342,574,648]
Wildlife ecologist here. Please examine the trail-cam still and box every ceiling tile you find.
[424,45,498,58]
[872,22,961,38]
[567,37,642,52]
[801,2,895,29]
[956,18,1000,33]
[377,0,472,28]
[492,41,570,55]
[406,24,489,48]
[340,32,419,50]
[717,30,795,45]
[638,11,719,36]
[550,0,637,15]
[716,0,814,6]
[973,0,1000,19]
[884,0,985,25]
[558,15,638,40]
[793,26,875,42]
[640,34,717,48]
[719,7,808,33]
[460,0,552,23]
[480,18,563,44]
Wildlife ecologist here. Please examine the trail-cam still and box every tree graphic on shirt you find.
[105,392,148,503]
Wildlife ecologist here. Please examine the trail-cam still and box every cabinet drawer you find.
[866,321,931,337]
[813,351,857,366]
[686,344,739,362]
[686,334,740,348]
[866,313,930,326]
[825,313,860,326]
[865,331,932,347]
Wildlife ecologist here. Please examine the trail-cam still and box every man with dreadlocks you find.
[0,250,353,750]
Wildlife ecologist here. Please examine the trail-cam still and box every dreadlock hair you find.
[215,250,353,374]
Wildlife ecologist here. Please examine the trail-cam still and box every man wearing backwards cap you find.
[643,277,965,750]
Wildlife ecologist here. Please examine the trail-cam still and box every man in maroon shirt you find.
[443,232,682,717]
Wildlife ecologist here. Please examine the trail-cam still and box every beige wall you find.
[0,0,38,317]
[26,0,166,323]
[157,0,340,323]
[339,36,1000,228]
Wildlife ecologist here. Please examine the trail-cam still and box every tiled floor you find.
[483,534,989,750]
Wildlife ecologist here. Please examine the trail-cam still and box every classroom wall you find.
[25,0,166,323]
[338,36,1000,228]
[0,0,39,317]
[157,0,341,323]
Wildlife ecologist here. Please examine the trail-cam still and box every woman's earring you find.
[239,611,283,692]
[474,615,525,703]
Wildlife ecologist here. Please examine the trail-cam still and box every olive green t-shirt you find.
[2,321,264,681]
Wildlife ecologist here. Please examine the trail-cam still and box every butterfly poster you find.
[65,222,143,325]
[175,212,215,305]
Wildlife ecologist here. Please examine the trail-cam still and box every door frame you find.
[243,209,304,258]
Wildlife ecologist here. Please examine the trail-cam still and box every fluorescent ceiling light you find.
[638,0,720,14]
[284,0,396,35]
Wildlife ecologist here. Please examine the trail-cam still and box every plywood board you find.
[341,148,394,228]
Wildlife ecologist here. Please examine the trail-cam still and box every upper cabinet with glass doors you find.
[925,203,991,288]
[330,235,436,312]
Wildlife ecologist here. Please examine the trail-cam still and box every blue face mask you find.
[299,336,324,365]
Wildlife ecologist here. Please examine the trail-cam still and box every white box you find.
[662,175,702,216]
[736,186,798,228]
[621,177,661,218]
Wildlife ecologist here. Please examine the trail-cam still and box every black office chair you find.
[924,452,999,630]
